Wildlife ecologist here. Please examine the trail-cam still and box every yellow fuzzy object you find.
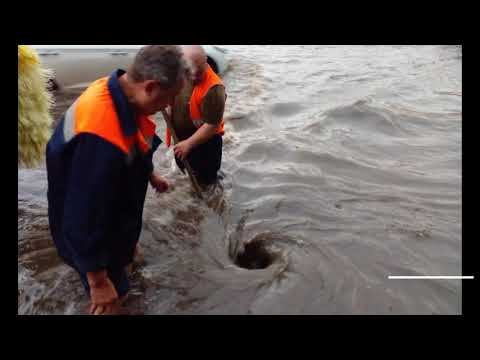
[18,45,54,167]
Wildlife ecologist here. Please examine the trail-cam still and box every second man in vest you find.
[166,45,227,186]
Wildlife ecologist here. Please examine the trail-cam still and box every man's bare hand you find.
[149,173,169,193]
[174,139,193,161]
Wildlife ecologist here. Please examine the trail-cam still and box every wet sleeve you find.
[62,133,125,274]
[201,85,226,126]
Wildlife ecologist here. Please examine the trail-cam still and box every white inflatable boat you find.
[29,45,229,91]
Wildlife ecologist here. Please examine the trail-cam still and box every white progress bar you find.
[388,276,474,279]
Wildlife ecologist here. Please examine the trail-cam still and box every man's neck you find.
[118,73,143,118]
[118,73,132,97]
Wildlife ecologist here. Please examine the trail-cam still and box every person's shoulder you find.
[205,84,226,102]
[201,85,226,125]
[80,77,112,104]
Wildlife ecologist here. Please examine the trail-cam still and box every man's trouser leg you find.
[175,134,222,186]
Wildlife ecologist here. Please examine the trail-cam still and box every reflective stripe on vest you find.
[166,64,225,147]
[63,99,78,143]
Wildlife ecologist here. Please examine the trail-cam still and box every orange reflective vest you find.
[67,77,157,159]
[166,64,225,147]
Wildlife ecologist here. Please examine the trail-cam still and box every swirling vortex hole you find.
[233,240,274,270]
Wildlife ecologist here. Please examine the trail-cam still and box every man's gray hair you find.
[128,45,188,89]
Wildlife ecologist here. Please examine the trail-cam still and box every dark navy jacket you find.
[46,70,162,274]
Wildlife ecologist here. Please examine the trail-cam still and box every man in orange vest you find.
[46,45,187,315]
[166,45,226,186]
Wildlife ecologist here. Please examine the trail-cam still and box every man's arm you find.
[185,123,219,149]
